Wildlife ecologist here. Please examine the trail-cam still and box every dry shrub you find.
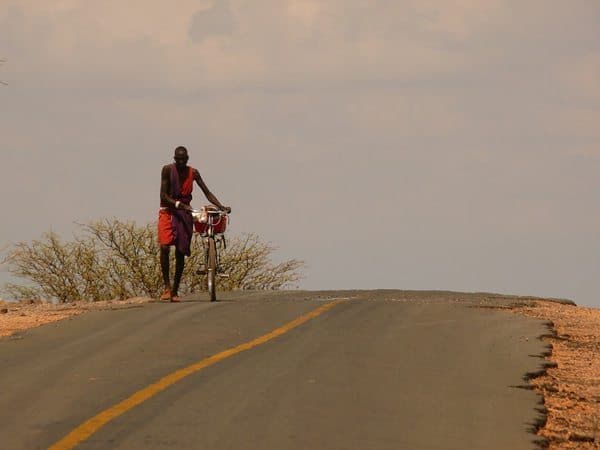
[2,218,304,302]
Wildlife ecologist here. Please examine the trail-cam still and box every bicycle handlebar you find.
[190,208,229,215]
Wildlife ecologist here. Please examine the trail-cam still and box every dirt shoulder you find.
[512,300,600,449]
[0,297,151,338]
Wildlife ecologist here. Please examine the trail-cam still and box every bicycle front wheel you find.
[207,237,217,302]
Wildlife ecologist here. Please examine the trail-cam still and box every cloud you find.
[2,0,596,95]
[0,1,519,89]
[189,0,234,43]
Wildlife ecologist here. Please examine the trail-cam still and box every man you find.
[158,146,231,302]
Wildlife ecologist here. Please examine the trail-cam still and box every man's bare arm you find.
[194,169,230,211]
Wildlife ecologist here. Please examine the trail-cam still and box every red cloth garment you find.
[158,209,175,246]
[158,165,195,255]
[179,166,194,199]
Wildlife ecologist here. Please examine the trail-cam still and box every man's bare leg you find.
[171,249,185,301]
[160,245,172,300]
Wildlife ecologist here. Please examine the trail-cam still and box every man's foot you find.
[170,295,181,303]
[160,288,172,301]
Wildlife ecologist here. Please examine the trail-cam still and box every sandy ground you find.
[1,295,598,449]
[0,297,151,338]
[512,301,600,449]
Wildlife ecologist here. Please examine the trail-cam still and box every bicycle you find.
[191,206,230,302]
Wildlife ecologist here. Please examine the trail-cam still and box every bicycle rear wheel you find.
[207,237,217,302]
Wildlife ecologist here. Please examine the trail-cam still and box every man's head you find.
[174,146,189,169]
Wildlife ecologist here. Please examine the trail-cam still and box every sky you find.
[1,1,599,306]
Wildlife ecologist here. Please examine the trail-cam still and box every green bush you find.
[2,218,304,302]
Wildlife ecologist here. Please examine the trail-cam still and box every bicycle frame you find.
[191,208,229,301]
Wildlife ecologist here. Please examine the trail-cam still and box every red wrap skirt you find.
[158,208,175,246]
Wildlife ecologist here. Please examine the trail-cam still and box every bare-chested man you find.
[158,146,230,302]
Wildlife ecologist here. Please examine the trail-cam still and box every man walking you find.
[158,146,230,302]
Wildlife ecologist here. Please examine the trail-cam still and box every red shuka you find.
[158,165,194,254]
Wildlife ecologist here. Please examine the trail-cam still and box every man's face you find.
[174,151,188,169]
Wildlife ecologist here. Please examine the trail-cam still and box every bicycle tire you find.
[207,237,217,302]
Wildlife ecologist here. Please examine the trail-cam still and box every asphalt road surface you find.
[1,290,550,450]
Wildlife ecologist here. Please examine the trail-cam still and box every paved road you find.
[0,291,548,449]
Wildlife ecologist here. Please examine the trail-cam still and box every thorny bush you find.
[2,218,304,302]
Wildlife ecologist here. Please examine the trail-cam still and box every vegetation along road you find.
[0,290,550,449]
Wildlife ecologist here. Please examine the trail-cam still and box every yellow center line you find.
[48,299,344,450]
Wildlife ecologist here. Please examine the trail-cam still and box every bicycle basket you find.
[193,206,227,234]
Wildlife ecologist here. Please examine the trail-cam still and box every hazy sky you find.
[1,1,599,306]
